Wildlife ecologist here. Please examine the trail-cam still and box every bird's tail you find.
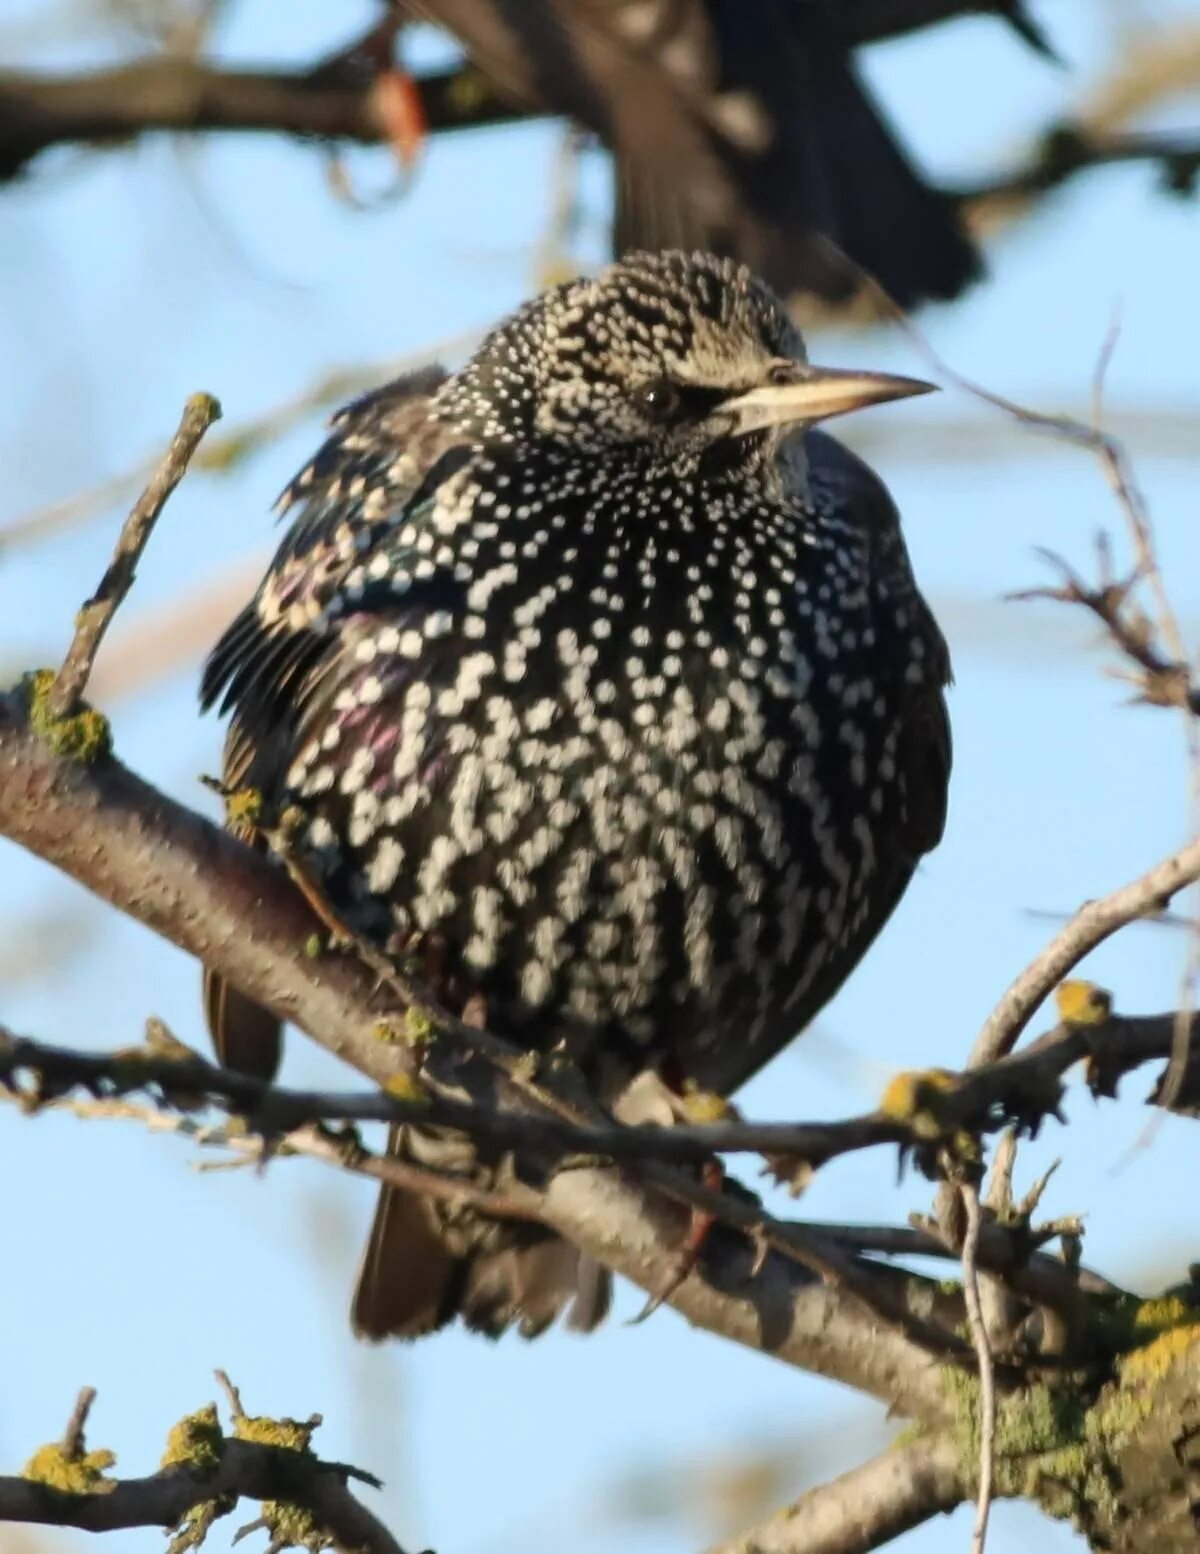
[614,1,980,309]
[351,1126,612,1341]
[202,823,284,1082]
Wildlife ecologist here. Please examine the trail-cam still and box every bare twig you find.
[46,393,221,720]
[1,1008,1194,1183]
[0,337,479,554]
[61,1388,97,1460]
[3,1039,1130,1338]
[969,826,1200,1069]
[1008,544,1200,716]
[961,1184,995,1554]
[213,1369,244,1420]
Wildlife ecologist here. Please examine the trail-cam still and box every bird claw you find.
[626,1160,726,1325]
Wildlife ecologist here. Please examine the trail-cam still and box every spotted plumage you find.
[202,251,951,1339]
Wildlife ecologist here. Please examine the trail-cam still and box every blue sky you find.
[2,4,1199,1552]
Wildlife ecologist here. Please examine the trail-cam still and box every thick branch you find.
[0,697,951,1420]
[708,1434,965,1554]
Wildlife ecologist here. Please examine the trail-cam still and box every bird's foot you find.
[628,1159,727,1325]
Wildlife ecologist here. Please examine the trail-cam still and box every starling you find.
[202,250,952,1339]
[402,0,983,308]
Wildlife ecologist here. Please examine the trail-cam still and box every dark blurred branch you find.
[959,126,1200,211]
[706,1434,965,1554]
[842,0,1056,55]
[0,56,523,182]
[5,21,1196,229]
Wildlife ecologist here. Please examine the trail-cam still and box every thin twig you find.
[214,1369,244,1420]
[0,335,481,554]
[961,1184,995,1554]
[2,1008,1195,1179]
[46,393,221,720]
[970,825,1200,1068]
[61,1387,97,1459]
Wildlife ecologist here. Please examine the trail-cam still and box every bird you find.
[201,249,952,1340]
[396,0,996,308]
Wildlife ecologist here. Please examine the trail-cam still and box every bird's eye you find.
[636,379,683,422]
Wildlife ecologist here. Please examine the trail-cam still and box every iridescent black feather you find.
[202,252,951,1339]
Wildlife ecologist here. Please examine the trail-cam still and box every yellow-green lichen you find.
[678,1081,733,1124]
[232,1414,332,1552]
[160,1405,232,1554]
[1093,1288,1200,1353]
[304,933,325,960]
[446,65,492,114]
[1118,1320,1200,1385]
[878,1067,977,1164]
[25,669,112,762]
[384,1071,428,1105]
[403,1006,435,1048]
[942,1305,1200,1537]
[161,1404,223,1474]
[22,1441,117,1496]
[1055,979,1112,1027]
[373,1006,436,1050]
[224,786,264,831]
[185,391,222,423]
[942,1370,1117,1526]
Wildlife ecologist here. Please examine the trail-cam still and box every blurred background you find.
[2,2,1199,1551]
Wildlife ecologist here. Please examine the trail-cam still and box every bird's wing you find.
[199,366,462,1080]
[201,364,463,799]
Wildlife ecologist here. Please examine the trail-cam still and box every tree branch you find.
[0,1383,407,1554]
[0,1005,1192,1179]
[47,393,220,720]
[968,838,1200,1068]
[0,57,523,183]
[959,126,1200,211]
[0,705,961,1421]
[707,1434,965,1554]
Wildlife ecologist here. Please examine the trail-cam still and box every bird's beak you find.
[721,361,937,437]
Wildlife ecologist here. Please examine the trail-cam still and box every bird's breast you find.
[279,458,909,1060]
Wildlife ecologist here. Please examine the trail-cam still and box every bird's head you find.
[434,251,933,469]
